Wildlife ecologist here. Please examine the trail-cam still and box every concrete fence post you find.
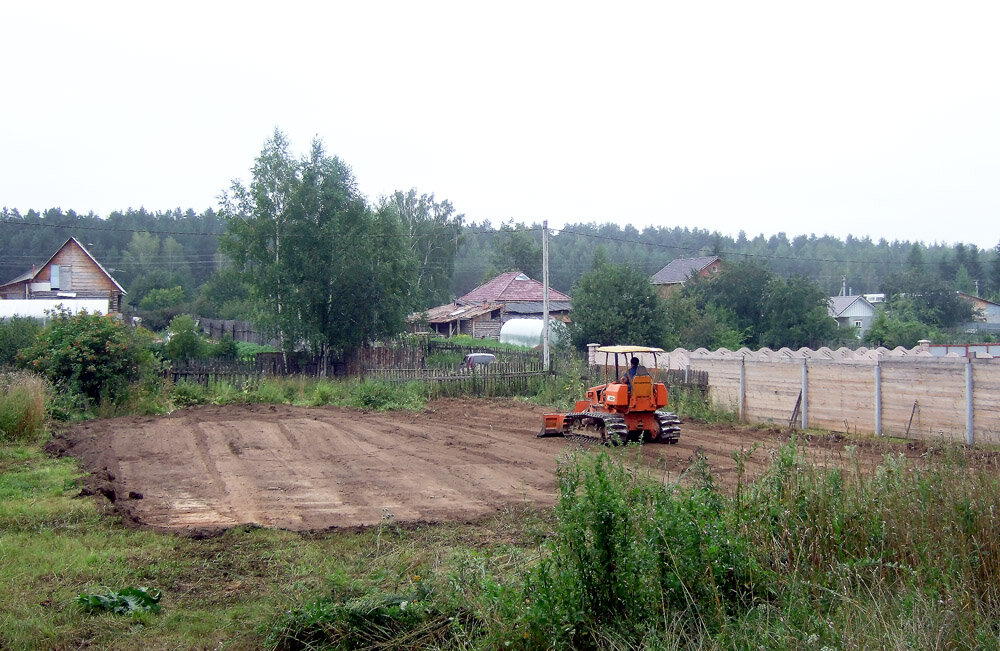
[801,359,809,429]
[966,354,975,445]
[739,357,746,423]
[874,361,883,436]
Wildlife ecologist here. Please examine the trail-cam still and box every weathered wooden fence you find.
[364,352,548,396]
[588,365,709,392]
[198,318,279,347]
[167,356,284,385]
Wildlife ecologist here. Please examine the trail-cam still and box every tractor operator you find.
[622,356,649,385]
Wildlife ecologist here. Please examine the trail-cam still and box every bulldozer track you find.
[652,410,681,443]
[550,412,628,444]
[547,410,682,446]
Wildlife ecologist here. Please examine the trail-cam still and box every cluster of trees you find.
[566,257,855,352]
[453,222,1000,303]
[218,130,462,356]
[3,129,999,353]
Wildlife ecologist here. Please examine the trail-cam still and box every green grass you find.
[0,441,545,649]
[6,365,1000,648]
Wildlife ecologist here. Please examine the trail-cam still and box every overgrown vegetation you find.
[8,436,997,648]
[0,371,50,442]
[17,309,156,407]
[0,316,43,368]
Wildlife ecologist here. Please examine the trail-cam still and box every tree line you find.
[3,129,999,351]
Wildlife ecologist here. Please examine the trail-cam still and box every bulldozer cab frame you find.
[595,345,664,403]
[540,344,680,443]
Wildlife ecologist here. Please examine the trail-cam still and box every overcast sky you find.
[2,1,998,249]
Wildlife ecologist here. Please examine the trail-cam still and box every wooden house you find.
[0,237,126,318]
[650,256,723,298]
[827,294,876,338]
[410,271,571,339]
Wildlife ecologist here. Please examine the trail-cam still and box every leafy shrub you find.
[355,381,425,411]
[172,381,208,407]
[139,285,185,311]
[76,587,162,615]
[18,309,156,405]
[311,383,335,406]
[212,334,240,359]
[0,317,43,368]
[235,341,278,358]
[0,371,49,442]
[164,314,207,361]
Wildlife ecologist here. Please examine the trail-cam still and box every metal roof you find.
[458,270,570,304]
[410,301,501,324]
[596,345,665,354]
[503,301,572,313]
[827,295,874,318]
[650,256,721,285]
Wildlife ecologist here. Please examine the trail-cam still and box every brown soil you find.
[48,398,931,536]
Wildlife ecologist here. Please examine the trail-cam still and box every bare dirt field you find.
[48,398,931,535]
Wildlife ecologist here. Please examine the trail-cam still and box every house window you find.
[711,265,718,273]
[50,265,60,289]
[854,320,863,328]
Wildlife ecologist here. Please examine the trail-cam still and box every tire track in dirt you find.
[49,399,937,534]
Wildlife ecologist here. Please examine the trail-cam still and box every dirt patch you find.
[49,398,926,535]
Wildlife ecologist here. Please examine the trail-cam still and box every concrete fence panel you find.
[878,359,967,443]
[743,360,800,425]
[806,360,877,434]
[972,361,1000,445]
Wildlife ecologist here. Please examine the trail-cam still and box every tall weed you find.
[0,371,49,442]
[523,448,764,647]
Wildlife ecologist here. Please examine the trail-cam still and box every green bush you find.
[0,371,49,442]
[18,309,156,405]
[139,285,185,311]
[172,381,208,407]
[212,334,240,359]
[354,381,426,411]
[164,314,207,361]
[523,448,764,646]
[0,317,43,368]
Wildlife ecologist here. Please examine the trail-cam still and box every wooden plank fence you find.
[588,365,709,392]
[167,357,284,385]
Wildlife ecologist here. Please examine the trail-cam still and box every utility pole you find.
[542,219,550,372]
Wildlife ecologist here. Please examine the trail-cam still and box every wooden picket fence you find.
[588,365,709,392]
[167,357,283,385]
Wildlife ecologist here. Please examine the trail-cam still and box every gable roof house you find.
[0,237,126,319]
[650,255,723,298]
[410,271,571,339]
[957,291,1000,334]
[828,294,876,338]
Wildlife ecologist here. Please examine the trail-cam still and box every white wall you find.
[0,299,109,319]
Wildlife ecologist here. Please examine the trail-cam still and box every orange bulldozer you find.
[539,345,680,444]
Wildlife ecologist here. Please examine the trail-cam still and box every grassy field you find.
[3,370,1000,649]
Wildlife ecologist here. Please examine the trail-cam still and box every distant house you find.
[410,271,571,339]
[957,291,1000,324]
[0,237,126,318]
[956,291,1000,334]
[650,255,723,298]
[828,295,876,338]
